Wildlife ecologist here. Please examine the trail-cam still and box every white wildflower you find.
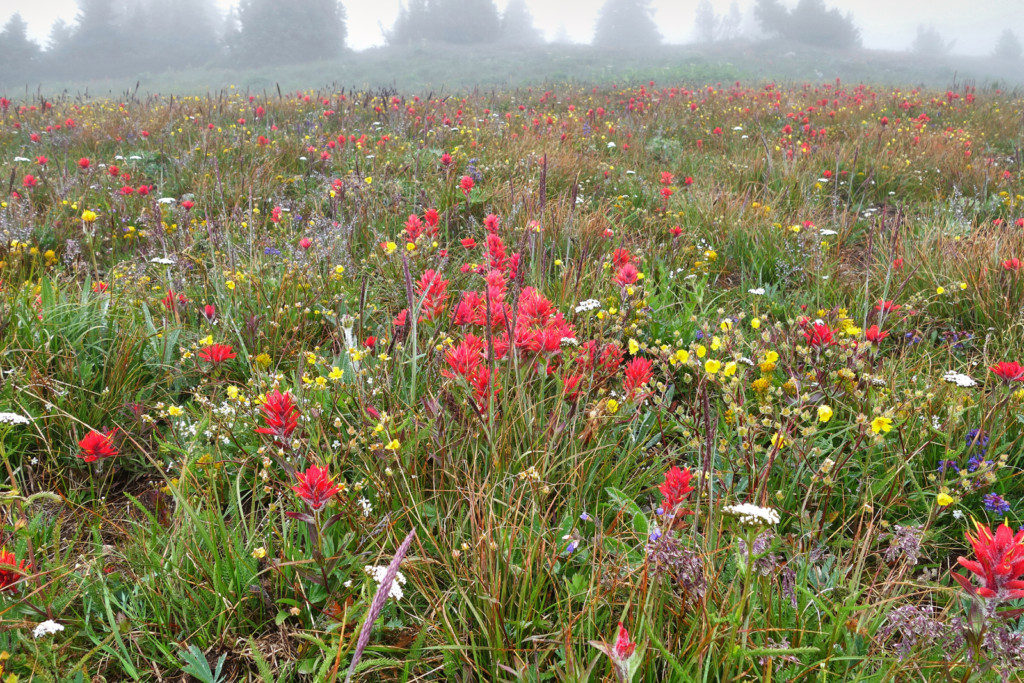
[0,412,30,425]
[942,371,976,388]
[575,299,601,313]
[364,564,407,601]
[723,503,780,527]
[33,620,64,638]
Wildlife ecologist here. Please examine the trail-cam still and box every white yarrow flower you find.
[0,412,30,425]
[364,565,407,601]
[33,620,64,638]
[723,503,780,527]
[942,371,976,388]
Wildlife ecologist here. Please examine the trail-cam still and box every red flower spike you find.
[624,356,653,397]
[613,622,636,660]
[952,521,1024,601]
[865,324,888,343]
[78,429,119,462]
[659,465,694,514]
[0,548,31,593]
[292,465,340,512]
[802,322,835,347]
[256,390,300,441]
[198,343,236,364]
[990,361,1024,383]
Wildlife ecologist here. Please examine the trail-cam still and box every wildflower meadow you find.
[1,81,1024,680]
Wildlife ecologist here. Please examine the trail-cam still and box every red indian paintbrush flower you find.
[659,465,694,514]
[292,465,340,511]
[590,621,637,683]
[624,356,653,397]
[990,361,1024,383]
[459,175,474,195]
[78,429,118,462]
[614,623,636,660]
[0,548,30,593]
[615,263,639,286]
[802,322,835,347]
[256,390,300,440]
[198,343,236,364]
[951,520,1024,601]
[865,324,888,343]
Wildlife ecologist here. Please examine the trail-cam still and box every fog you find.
[1,0,1023,88]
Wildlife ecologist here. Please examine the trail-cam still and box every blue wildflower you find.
[983,493,1011,516]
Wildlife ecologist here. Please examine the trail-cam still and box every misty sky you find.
[1,0,1022,56]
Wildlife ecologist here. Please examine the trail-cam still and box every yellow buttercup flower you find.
[870,416,893,434]
[704,359,721,374]
[817,405,833,423]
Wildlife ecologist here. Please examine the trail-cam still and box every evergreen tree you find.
[0,13,41,79]
[41,19,74,77]
[435,0,501,45]
[911,24,954,57]
[720,2,743,40]
[388,0,432,46]
[235,0,346,65]
[753,0,788,38]
[389,0,500,47]
[500,0,541,46]
[754,0,859,49]
[593,0,661,49]
[128,0,220,72]
[694,0,719,43]
[63,0,129,78]
[993,29,1022,61]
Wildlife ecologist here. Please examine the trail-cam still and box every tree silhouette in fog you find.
[0,13,40,77]
[61,0,127,77]
[593,0,661,49]
[128,0,220,72]
[500,0,542,46]
[754,0,860,49]
[993,29,1022,62]
[911,25,955,57]
[389,0,501,47]
[234,0,347,64]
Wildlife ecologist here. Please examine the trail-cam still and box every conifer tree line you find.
[0,0,1020,83]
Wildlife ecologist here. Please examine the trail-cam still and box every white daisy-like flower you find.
[723,503,780,527]
[33,620,64,638]
[747,287,766,295]
[0,412,30,425]
[574,299,601,313]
